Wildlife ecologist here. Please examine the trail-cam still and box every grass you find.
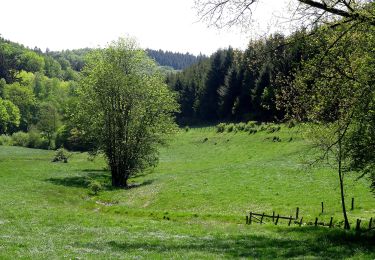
[0,125,374,259]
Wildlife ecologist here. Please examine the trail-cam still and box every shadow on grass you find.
[45,170,154,190]
[127,179,154,189]
[46,170,110,189]
[71,228,375,259]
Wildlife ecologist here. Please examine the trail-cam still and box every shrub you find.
[287,120,297,128]
[11,132,29,147]
[216,123,226,133]
[248,129,258,134]
[28,130,50,149]
[184,126,190,132]
[235,122,246,131]
[259,123,268,131]
[56,125,93,151]
[52,148,70,163]
[272,136,281,142]
[226,123,235,133]
[0,135,12,146]
[246,121,257,128]
[267,125,281,133]
[88,180,102,195]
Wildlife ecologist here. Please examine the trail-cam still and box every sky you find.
[0,0,291,55]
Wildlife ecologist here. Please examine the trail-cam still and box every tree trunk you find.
[339,166,350,230]
[338,134,350,230]
[110,164,128,188]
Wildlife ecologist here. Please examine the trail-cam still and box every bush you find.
[55,125,92,151]
[259,123,268,132]
[28,130,49,149]
[267,125,281,133]
[11,132,29,147]
[235,122,246,131]
[0,135,12,146]
[287,120,297,128]
[52,148,70,163]
[88,180,102,195]
[246,121,257,128]
[226,123,235,133]
[245,121,258,134]
[184,126,190,132]
[216,123,226,133]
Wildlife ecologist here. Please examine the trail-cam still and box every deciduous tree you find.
[76,38,178,188]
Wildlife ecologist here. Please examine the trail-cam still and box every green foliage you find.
[20,51,45,73]
[4,82,36,130]
[235,122,246,131]
[55,125,91,151]
[226,123,235,132]
[215,121,280,135]
[146,49,204,70]
[52,148,70,163]
[0,98,20,134]
[0,134,12,145]
[11,131,30,147]
[267,125,281,133]
[43,55,62,78]
[168,31,311,123]
[10,129,49,149]
[36,102,59,149]
[77,38,179,187]
[287,120,296,128]
[216,123,226,133]
[246,121,257,129]
[28,128,49,149]
[88,180,103,195]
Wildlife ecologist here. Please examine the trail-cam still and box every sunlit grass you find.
[0,126,374,259]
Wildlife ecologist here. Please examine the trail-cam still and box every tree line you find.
[146,49,205,70]
[167,30,316,124]
[0,37,202,150]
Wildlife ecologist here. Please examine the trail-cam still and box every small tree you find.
[290,22,375,229]
[76,38,178,188]
[0,98,20,134]
[37,102,59,149]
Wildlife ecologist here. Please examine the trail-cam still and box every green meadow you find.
[0,126,374,259]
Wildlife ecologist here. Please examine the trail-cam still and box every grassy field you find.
[0,126,374,259]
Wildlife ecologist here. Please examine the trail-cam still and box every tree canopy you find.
[76,38,179,187]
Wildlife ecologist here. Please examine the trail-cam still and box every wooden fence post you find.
[356,219,361,231]
[249,212,252,224]
[275,214,280,225]
[299,217,303,227]
[369,217,373,230]
[329,217,333,228]
[321,202,324,213]
[260,213,265,224]
[315,217,318,226]
[296,207,299,219]
[351,198,354,210]
[288,216,292,226]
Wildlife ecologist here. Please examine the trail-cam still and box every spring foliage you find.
[76,38,178,187]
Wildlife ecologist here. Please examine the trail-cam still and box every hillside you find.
[0,36,201,81]
[146,49,205,70]
[0,126,374,258]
